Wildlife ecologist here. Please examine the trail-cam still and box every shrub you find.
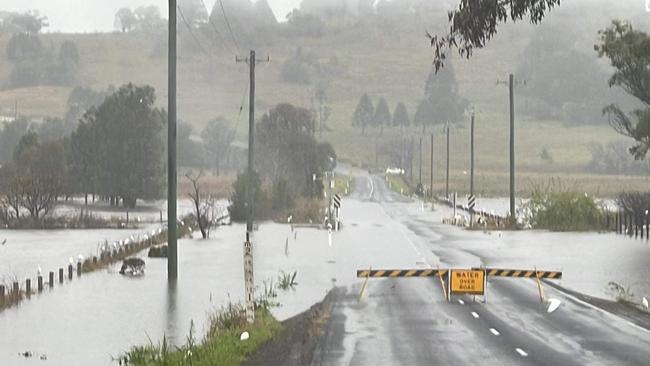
[523,179,605,231]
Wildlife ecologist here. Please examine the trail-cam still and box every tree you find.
[256,103,333,199]
[429,0,560,71]
[58,40,79,65]
[69,119,96,205]
[133,6,165,32]
[228,170,270,222]
[10,133,66,223]
[313,80,332,137]
[596,21,650,160]
[185,171,219,239]
[179,0,208,27]
[352,94,374,136]
[0,162,23,222]
[37,117,75,142]
[177,122,204,167]
[415,62,467,133]
[202,117,235,175]
[392,102,410,131]
[6,33,43,61]
[114,8,137,32]
[374,97,391,136]
[0,117,30,163]
[82,83,165,208]
[10,11,48,35]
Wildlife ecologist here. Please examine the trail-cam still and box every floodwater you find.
[1,188,649,365]
[399,199,650,302]
[0,226,157,282]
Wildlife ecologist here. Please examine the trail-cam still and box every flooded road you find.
[1,172,649,365]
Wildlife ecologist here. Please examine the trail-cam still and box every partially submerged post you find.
[167,0,179,280]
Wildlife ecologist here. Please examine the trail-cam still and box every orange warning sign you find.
[450,269,485,295]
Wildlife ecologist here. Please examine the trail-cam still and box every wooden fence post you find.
[77,261,82,276]
[0,285,4,302]
[12,281,19,295]
[25,279,31,296]
[49,271,54,287]
[38,275,43,292]
[59,268,64,283]
[68,265,73,280]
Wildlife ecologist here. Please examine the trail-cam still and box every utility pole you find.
[328,171,333,222]
[470,110,475,226]
[470,110,475,198]
[497,74,523,227]
[445,123,450,198]
[167,0,178,281]
[236,50,269,324]
[409,136,414,183]
[429,133,434,207]
[418,136,422,184]
[509,74,515,227]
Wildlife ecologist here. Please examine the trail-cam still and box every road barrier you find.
[357,267,562,303]
[483,268,562,279]
[356,269,448,278]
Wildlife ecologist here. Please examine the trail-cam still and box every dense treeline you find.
[1,11,80,89]
[0,83,166,227]
[229,103,335,223]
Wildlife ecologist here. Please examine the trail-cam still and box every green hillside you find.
[0,2,648,197]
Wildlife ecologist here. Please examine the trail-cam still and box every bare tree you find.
[185,171,220,239]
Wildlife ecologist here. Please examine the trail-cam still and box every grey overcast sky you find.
[0,0,302,33]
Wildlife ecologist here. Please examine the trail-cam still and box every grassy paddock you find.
[0,29,645,197]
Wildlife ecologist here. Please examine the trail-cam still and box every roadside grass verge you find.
[385,174,413,196]
[332,174,351,196]
[118,307,280,366]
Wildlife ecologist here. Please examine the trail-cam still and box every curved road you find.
[312,171,650,365]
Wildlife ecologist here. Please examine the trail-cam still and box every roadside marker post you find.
[437,266,448,302]
[333,194,342,231]
[535,267,546,303]
[243,237,255,324]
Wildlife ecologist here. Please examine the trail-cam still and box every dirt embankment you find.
[245,289,339,366]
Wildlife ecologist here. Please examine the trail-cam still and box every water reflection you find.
[165,280,178,345]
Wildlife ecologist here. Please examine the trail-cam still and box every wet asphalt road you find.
[311,171,650,366]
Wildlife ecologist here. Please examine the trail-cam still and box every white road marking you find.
[515,348,528,357]
[489,328,500,336]
[471,312,479,319]
[458,299,465,305]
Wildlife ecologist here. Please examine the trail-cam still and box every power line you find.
[177,5,229,67]
[198,0,233,55]
[218,0,241,54]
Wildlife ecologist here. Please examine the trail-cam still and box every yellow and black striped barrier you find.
[482,268,562,279]
[356,269,449,278]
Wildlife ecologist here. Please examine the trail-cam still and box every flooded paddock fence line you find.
[615,209,650,240]
[436,195,509,228]
[0,220,194,312]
